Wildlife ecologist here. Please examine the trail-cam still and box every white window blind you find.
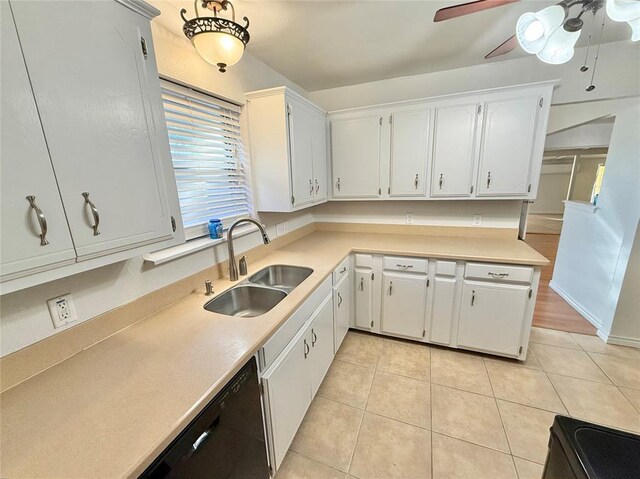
[160,79,251,240]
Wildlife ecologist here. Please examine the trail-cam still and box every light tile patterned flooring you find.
[276,327,640,479]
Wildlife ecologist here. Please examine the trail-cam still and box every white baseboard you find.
[604,334,640,348]
[549,280,602,328]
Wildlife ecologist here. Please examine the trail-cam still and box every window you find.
[160,79,252,240]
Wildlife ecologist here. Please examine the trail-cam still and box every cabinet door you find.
[308,296,335,397]
[311,111,328,203]
[476,96,539,196]
[331,115,381,198]
[354,268,374,329]
[429,277,457,346]
[11,1,173,259]
[288,98,315,208]
[334,274,351,352]
[0,3,76,279]
[431,103,479,197]
[262,330,311,470]
[389,109,430,197]
[381,272,427,339]
[458,281,529,357]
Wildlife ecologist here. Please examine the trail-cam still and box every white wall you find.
[529,169,571,215]
[610,225,640,342]
[545,123,614,150]
[551,104,640,339]
[309,41,640,112]
[313,201,522,229]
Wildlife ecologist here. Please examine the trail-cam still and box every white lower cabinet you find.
[381,272,427,339]
[457,280,530,357]
[429,276,458,346]
[333,274,351,352]
[354,267,374,330]
[261,293,335,472]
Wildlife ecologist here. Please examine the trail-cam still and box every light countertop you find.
[0,231,547,478]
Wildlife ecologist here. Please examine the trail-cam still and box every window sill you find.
[143,224,259,266]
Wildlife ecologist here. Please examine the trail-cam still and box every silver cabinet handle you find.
[26,195,49,246]
[303,339,309,358]
[439,174,443,189]
[309,179,313,195]
[389,281,393,295]
[360,277,364,291]
[487,172,491,188]
[337,292,343,307]
[471,290,476,306]
[396,264,414,269]
[82,192,100,236]
[488,272,509,278]
[315,179,319,193]
[339,266,347,274]
[311,328,317,347]
[336,177,341,191]
[414,174,419,190]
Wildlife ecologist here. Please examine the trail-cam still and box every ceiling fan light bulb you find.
[516,5,566,54]
[536,23,581,64]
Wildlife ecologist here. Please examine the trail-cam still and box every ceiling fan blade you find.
[434,0,520,22]
[485,35,517,59]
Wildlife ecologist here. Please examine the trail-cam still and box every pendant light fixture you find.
[181,0,250,73]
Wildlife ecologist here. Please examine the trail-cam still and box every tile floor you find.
[276,327,640,479]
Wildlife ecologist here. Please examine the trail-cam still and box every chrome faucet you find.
[227,217,270,281]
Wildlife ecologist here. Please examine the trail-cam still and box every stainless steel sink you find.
[247,265,313,292]
[204,285,287,317]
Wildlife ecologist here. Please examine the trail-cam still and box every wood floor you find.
[525,233,597,335]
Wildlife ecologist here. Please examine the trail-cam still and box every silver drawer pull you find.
[414,174,419,189]
[471,290,476,306]
[439,174,443,189]
[303,339,309,358]
[339,266,347,274]
[336,177,341,191]
[337,292,343,307]
[360,277,364,291]
[82,192,100,236]
[488,272,509,278]
[396,264,414,269]
[389,281,393,295]
[26,195,49,246]
[315,179,320,193]
[311,328,317,347]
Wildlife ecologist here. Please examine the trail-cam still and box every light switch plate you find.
[473,214,483,226]
[275,221,288,237]
[47,293,78,329]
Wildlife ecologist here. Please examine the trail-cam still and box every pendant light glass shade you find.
[516,5,566,54]
[192,32,245,69]
[606,0,640,41]
[536,21,581,64]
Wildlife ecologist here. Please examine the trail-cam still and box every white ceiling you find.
[154,0,631,91]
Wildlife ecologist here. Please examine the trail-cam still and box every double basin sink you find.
[204,265,313,317]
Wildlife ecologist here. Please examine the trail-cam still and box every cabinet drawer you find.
[333,257,349,285]
[464,263,533,284]
[435,260,457,277]
[383,256,428,274]
[354,253,373,268]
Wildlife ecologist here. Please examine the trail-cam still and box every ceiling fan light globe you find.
[606,0,640,22]
[516,5,566,54]
[627,17,640,41]
[535,24,581,64]
[192,31,245,69]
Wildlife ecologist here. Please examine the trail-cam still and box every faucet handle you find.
[239,256,248,276]
[204,280,214,296]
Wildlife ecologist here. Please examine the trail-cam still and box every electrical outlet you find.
[47,293,78,329]
[473,214,483,226]
[275,221,287,237]
[406,213,414,225]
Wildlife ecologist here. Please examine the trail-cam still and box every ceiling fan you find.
[433,0,640,60]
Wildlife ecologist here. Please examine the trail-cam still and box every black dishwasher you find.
[141,357,270,479]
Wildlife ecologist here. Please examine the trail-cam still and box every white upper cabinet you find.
[475,95,541,197]
[430,102,480,198]
[10,0,175,260]
[331,114,381,198]
[389,109,430,197]
[0,2,76,279]
[327,82,554,202]
[246,87,327,212]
